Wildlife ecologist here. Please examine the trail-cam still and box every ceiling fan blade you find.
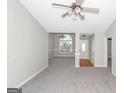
[82,7,99,14]
[52,3,71,8]
[61,12,69,18]
[78,14,85,20]
[75,0,84,5]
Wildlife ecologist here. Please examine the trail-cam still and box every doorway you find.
[79,33,94,67]
[80,40,89,59]
[107,38,112,72]
[48,33,75,66]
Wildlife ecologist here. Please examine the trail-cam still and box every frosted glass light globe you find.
[75,7,81,14]
[80,11,85,16]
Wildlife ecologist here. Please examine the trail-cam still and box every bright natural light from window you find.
[82,43,86,52]
[59,34,72,52]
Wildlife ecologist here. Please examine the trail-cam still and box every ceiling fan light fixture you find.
[52,0,99,20]
[75,7,81,14]
[80,11,85,16]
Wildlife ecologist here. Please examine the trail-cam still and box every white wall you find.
[75,32,80,67]
[89,34,95,64]
[52,33,75,57]
[48,34,54,59]
[105,20,116,76]
[7,0,48,88]
[75,32,106,67]
[94,33,106,67]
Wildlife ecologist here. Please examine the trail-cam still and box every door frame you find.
[107,37,112,72]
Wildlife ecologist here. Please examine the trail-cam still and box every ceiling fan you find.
[52,0,99,20]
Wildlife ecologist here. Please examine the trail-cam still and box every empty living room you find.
[3,0,124,93]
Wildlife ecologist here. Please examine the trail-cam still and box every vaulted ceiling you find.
[20,0,115,33]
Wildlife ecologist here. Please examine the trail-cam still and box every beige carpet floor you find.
[21,57,116,93]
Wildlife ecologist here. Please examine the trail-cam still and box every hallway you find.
[22,57,115,93]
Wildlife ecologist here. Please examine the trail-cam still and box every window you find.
[59,34,72,52]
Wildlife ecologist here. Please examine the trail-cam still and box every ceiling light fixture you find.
[52,0,99,20]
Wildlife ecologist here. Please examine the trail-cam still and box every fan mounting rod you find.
[71,2,81,9]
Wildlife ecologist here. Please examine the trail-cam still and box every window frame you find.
[59,34,73,53]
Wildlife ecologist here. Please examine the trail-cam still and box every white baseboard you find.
[95,65,107,67]
[16,65,48,88]
[75,65,80,67]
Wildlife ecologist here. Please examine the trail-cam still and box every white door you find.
[80,40,89,59]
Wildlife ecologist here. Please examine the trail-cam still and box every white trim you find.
[75,53,80,56]
[104,38,108,67]
[75,65,80,67]
[95,65,107,67]
[53,55,75,57]
[112,72,116,77]
[16,65,48,88]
